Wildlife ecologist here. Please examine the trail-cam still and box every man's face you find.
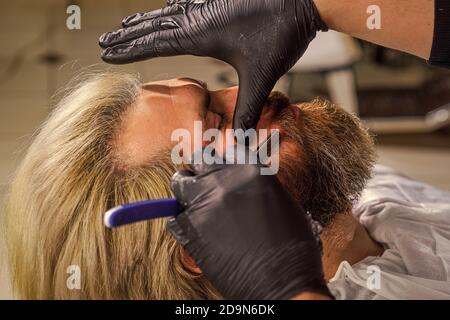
[116,77,300,166]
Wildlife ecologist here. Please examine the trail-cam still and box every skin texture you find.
[313,0,434,59]
[116,78,217,166]
[117,78,287,165]
[117,78,385,298]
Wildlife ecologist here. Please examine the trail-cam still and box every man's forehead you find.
[142,78,207,89]
[141,83,172,98]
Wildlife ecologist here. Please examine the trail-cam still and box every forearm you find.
[313,0,434,59]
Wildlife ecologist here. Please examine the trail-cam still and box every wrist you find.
[309,0,329,32]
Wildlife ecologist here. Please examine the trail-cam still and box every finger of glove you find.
[99,17,179,49]
[167,0,186,6]
[232,71,277,131]
[171,162,224,208]
[189,141,265,175]
[101,30,184,65]
[122,5,184,27]
[170,170,200,207]
[166,214,197,247]
[167,0,209,6]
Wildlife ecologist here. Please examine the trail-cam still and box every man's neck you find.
[320,213,384,281]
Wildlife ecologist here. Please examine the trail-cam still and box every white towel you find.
[328,165,450,299]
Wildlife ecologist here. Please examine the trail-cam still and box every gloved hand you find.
[167,153,332,300]
[99,0,327,131]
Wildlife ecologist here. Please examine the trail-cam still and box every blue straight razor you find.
[104,198,181,228]
[103,132,279,229]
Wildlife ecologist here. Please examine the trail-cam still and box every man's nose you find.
[209,87,277,130]
[208,86,239,120]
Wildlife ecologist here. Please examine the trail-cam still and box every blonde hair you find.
[4,72,220,299]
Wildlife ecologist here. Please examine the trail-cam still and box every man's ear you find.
[181,249,202,274]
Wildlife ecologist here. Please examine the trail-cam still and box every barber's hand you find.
[99,0,327,131]
[167,154,332,300]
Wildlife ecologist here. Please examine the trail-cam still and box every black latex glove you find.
[167,155,332,300]
[99,0,327,131]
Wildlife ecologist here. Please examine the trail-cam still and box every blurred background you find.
[0,0,449,299]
